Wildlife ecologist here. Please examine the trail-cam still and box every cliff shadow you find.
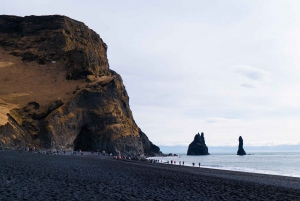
[74,125,94,151]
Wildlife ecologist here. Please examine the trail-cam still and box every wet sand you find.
[1,151,300,200]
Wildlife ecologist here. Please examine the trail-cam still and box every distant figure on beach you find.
[192,162,195,167]
[183,161,184,166]
[199,162,201,167]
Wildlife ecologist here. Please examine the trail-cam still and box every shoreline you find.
[1,151,300,200]
[130,158,300,191]
[148,153,300,179]
[150,161,300,179]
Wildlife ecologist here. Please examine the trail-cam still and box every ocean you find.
[149,152,300,178]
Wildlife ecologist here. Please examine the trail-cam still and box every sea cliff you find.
[0,15,160,156]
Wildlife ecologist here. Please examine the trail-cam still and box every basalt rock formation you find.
[237,136,246,155]
[187,132,209,155]
[0,15,160,156]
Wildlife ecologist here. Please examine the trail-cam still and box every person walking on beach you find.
[182,161,184,166]
[199,162,201,168]
[192,162,195,167]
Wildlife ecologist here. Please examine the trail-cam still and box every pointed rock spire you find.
[237,136,246,155]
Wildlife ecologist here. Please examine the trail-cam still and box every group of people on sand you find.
[71,149,112,156]
[165,160,186,166]
[114,155,146,160]
[14,146,38,153]
[148,159,201,167]
[115,155,129,160]
[71,149,84,155]
[13,146,119,158]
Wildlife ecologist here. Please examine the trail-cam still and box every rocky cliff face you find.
[187,132,209,155]
[0,15,109,79]
[0,15,160,156]
[237,136,246,155]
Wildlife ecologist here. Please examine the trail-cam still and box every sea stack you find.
[0,15,160,156]
[237,136,246,155]
[187,132,209,155]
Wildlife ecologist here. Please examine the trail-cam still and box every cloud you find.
[240,83,256,88]
[233,65,271,82]
[205,117,240,124]
[245,141,300,146]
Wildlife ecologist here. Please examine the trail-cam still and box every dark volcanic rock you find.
[38,70,160,156]
[237,136,246,155]
[0,15,160,156]
[187,132,209,155]
[0,15,109,79]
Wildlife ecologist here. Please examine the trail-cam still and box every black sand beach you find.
[1,151,300,200]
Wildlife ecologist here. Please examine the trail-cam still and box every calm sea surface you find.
[149,152,300,178]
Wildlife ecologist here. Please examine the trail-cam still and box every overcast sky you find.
[2,0,300,146]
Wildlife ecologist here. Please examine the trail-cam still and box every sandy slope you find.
[0,49,86,125]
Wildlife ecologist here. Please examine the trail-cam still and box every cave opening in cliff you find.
[74,125,94,151]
